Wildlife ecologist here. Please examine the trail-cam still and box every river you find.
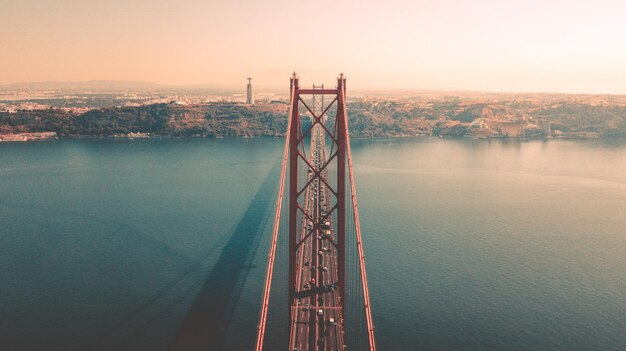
[1,137,624,350]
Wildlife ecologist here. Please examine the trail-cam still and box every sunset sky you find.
[1,0,625,93]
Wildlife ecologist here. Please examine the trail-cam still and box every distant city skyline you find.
[1,0,625,94]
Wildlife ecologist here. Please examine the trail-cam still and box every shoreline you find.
[1,132,624,144]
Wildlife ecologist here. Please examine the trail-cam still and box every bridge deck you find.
[289,125,344,351]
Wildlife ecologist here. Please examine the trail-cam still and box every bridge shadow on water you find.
[169,163,278,351]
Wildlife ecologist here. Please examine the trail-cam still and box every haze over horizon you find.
[2,0,625,94]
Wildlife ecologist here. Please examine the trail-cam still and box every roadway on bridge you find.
[289,125,344,351]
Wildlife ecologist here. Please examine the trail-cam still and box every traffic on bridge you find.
[255,74,376,351]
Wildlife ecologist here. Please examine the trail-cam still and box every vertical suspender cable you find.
[342,83,377,351]
[254,86,294,351]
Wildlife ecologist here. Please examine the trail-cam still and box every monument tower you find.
[246,77,253,104]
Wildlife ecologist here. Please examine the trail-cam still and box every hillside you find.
[1,100,625,139]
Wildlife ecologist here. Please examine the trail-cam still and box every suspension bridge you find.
[255,73,376,351]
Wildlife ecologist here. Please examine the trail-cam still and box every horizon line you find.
[1,79,625,96]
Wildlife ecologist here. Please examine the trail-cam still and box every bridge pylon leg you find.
[336,75,347,306]
[288,74,300,325]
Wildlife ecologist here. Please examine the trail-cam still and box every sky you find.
[1,0,625,93]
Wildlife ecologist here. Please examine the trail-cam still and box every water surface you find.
[0,137,624,350]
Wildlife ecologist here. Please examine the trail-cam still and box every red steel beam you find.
[336,76,347,309]
[298,88,338,95]
[288,74,300,323]
[254,75,296,351]
[296,96,338,145]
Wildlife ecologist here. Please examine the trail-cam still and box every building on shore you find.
[539,118,551,137]
[469,118,493,138]
[489,120,526,137]
[0,132,57,142]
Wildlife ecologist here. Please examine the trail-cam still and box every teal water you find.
[0,138,624,350]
